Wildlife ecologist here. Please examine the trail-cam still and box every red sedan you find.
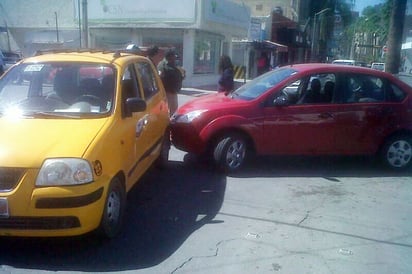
[171,63,412,172]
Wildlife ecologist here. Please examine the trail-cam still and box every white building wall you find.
[1,0,250,87]
[0,0,77,28]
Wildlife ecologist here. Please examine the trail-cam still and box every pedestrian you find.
[257,52,269,75]
[146,45,161,67]
[158,49,183,116]
[218,55,234,92]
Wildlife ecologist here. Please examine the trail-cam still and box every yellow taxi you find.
[0,49,170,238]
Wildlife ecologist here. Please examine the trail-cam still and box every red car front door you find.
[262,103,340,155]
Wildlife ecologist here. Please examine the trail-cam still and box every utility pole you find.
[386,0,407,74]
[82,0,88,48]
[54,12,59,43]
[78,0,82,47]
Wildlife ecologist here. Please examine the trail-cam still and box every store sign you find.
[249,18,261,41]
[205,0,250,30]
[86,0,196,22]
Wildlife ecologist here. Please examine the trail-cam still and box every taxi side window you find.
[122,65,141,100]
[135,62,158,100]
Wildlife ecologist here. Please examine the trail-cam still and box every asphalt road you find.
[0,89,412,274]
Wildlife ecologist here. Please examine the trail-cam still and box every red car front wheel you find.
[213,133,248,172]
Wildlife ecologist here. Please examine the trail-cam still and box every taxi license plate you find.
[0,198,9,218]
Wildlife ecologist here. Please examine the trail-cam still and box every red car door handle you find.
[378,108,393,116]
[318,112,333,119]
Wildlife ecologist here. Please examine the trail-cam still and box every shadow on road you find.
[231,155,412,178]
[0,161,226,272]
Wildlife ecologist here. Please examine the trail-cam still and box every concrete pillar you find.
[182,29,194,86]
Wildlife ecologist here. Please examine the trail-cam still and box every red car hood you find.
[177,92,247,114]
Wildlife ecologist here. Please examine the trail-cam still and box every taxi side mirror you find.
[124,98,146,117]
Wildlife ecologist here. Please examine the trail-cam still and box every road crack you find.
[170,239,234,273]
[298,212,309,225]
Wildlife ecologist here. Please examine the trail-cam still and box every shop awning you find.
[263,40,288,52]
[233,40,288,52]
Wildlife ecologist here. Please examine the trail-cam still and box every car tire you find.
[380,134,412,170]
[98,177,126,238]
[213,133,248,172]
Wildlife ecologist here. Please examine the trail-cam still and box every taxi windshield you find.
[0,62,115,117]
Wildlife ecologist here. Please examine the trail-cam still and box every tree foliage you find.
[357,2,391,49]
[308,0,408,69]
[335,1,391,63]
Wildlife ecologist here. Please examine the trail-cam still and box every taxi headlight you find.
[173,110,206,124]
[36,158,94,186]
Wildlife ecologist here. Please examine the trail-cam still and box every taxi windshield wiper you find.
[29,111,81,118]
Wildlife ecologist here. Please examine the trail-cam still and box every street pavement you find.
[398,73,412,87]
[168,78,412,274]
[0,75,411,274]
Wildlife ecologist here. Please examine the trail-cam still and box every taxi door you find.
[119,63,154,190]
[133,61,169,149]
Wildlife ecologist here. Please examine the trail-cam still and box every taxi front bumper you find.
[0,168,107,237]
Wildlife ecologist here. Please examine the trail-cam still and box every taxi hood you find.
[0,118,108,167]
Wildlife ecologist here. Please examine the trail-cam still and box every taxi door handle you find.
[136,115,149,137]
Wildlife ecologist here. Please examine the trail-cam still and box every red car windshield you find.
[231,67,297,100]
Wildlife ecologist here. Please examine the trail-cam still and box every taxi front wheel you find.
[98,177,126,238]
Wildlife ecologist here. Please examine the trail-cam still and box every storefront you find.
[86,0,250,86]
[2,0,250,87]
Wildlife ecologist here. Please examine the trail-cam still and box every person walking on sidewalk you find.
[218,55,234,92]
[257,52,269,75]
[158,49,183,116]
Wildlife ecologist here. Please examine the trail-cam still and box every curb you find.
[180,87,216,97]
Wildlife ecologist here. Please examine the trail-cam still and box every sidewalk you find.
[180,84,217,97]
[398,72,412,87]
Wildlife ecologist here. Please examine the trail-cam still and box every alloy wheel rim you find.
[226,140,245,169]
[387,140,412,168]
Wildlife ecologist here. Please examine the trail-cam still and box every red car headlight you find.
[172,110,207,124]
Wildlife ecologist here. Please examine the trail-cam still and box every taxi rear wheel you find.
[98,177,126,238]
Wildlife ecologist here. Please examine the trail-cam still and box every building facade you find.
[0,0,250,87]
